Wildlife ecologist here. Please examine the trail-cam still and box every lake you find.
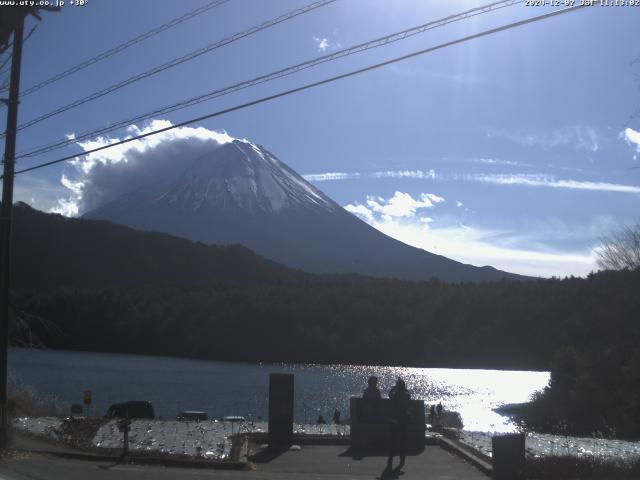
[8,347,549,433]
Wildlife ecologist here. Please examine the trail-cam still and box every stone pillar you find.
[492,433,525,480]
[268,373,294,446]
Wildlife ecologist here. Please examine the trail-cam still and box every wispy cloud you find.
[303,169,435,182]
[487,126,601,152]
[467,158,527,167]
[370,169,436,179]
[306,168,639,194]
[303,172,361,182]
[460,173,640,194]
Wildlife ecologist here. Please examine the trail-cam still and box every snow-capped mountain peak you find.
[152,140,336,214]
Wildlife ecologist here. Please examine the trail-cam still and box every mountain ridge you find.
[10,202,305,290]
[81,138,528,282]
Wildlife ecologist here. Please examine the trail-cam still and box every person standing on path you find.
[333,409,341,424]
[387,377,411,472]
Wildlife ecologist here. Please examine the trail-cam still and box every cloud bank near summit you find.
[52,120,237,217]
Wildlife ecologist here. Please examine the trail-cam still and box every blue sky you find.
[5,0,640,277]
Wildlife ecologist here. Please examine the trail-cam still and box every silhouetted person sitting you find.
[363,375,381,399]
[387,377,411,471]
[333,409,341,424]
[317,414,326,425]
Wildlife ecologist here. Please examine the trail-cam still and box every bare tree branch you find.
[596,223,640,271]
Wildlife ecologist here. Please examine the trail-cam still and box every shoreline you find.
[493,402,640,444]
[11,415,640,463]
[9,345,551,373]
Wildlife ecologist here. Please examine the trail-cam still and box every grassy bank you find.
[8,386,62,418]
[8,389,50,417]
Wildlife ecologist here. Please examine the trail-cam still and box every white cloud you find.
[345,203,596,277]
[468,158,525,167]
[366,191,443,219]
[54,120,237,216]
[312,36,341,52]
[461,173,640,194]
[314,37,329,51]
[346,191,444,223]
[487,126,601,152]
[50,198,79,217]
[370,219,596,278]
[50,175,83,216]
[344,190,600,277]
[621,127,640,160]
[60,174,83,196]
[344,203,373,222]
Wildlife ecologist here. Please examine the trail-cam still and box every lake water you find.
[8,348,549,433]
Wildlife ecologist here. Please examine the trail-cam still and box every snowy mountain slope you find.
[84,139,526,282]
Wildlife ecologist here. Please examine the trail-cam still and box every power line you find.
[0,0,230,97]
[17,0,521,160]
[0,54,12,77]
[9,3,592,179]
[4,0,336,136]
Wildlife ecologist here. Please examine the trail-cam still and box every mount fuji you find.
[83,138,524,282]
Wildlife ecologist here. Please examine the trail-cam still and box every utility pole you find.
[0,5,58,450]
[0,12,24,450]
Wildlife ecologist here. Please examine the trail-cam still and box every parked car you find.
[221,415,245,422]
[105,400,155,419]
[177,410,208,421]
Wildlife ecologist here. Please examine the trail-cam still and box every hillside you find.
[10,202,304,290]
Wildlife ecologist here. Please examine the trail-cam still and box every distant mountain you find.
[10,202,303,290]
[83,139,526,282]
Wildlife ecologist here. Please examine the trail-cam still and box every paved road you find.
[0,445,488,480]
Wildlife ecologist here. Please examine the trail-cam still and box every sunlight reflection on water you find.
[9,348,549,433]
[331,366,549,433]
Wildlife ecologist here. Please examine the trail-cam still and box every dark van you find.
[105,401,155,419]
[177,411,208,422]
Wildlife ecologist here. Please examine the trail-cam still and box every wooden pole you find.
[0,14,24,450]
